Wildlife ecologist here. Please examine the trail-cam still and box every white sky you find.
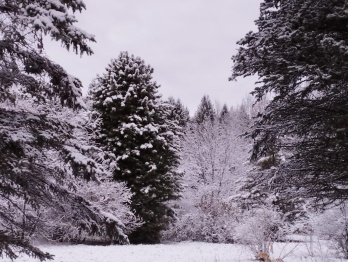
[44,0,261,114]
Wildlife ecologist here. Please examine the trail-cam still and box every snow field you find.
[3,240,347,262]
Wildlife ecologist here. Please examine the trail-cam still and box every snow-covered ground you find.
[3,240,347,262]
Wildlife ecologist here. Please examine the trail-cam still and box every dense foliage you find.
[0,0,95,107]
[0,1,134,260]
[90,52,182,244]
[231,0,348,205]
[164,99,251,243]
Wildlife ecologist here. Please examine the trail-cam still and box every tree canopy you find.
[231,0,348,205]
[0,1,132,260]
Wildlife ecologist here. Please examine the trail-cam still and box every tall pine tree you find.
[90,52,181,244]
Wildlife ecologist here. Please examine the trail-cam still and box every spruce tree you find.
[167,97,190,128]
[219,104,230,123]
[231,0,348,205]
[194,95,215,124]
[90,52,181,244]
[0,0,95,107]
[0,1,131,260]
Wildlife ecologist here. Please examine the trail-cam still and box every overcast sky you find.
[45,0,261,114]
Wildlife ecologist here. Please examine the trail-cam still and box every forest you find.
[1,0,348,261]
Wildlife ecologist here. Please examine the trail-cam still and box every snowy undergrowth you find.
[3,240,346,262]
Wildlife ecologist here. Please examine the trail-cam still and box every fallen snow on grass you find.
[3,241,347,262]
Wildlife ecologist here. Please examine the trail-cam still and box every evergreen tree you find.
[167,97,190,128]
[219,104,230,123]
[0,1,132,260]
[0,0,95,107]
[231,0,348,205]
[194,95,215,124]
[90,52,181,244]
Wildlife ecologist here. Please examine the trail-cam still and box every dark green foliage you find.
[90,52,181,244]
[231,0,348,206]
